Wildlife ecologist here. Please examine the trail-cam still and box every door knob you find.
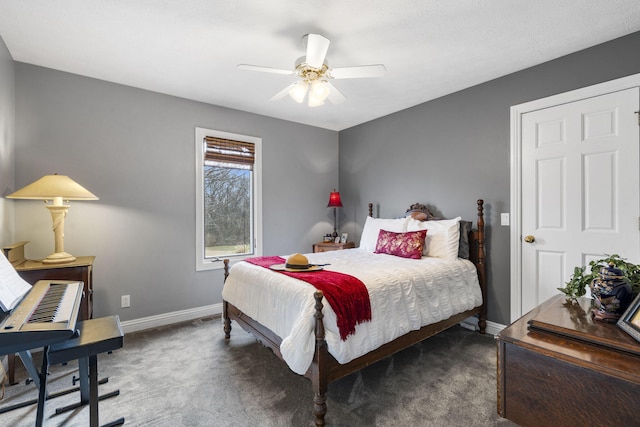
[524,235,535,243]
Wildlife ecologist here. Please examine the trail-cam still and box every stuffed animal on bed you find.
[405,203,436,221]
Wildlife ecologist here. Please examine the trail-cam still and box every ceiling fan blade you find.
[325,82,346,105]
[330,64,386,79]
[270,83,297,101]
[305,34,330,69]
[238,64,293,75]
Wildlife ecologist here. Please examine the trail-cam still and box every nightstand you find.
[312,241,355,253]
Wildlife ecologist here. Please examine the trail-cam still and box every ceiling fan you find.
[238,34,386,107]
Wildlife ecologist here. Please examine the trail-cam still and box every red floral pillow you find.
[374,229,427,259]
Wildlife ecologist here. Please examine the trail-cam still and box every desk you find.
[497,294,640,426]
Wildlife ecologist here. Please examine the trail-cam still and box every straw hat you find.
[270,253,322,272]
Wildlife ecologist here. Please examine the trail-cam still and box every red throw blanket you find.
[244,256,372,340]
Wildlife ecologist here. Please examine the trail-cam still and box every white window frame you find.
[195,127,262,271]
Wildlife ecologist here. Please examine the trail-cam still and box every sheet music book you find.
[0,253,32,312]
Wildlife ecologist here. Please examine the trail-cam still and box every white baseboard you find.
[484,320,505,336]
[120,303,223,334]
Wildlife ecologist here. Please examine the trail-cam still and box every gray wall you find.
[13,64,339,320]
[0,36,15,247]
[8,31,640,326]
[338,31,640,325]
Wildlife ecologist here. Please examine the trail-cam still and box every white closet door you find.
[520,87,640,314]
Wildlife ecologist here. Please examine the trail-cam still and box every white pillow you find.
[359,216,408,252]
[407,217,461,259]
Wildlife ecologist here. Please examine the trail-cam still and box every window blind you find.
[204,136,255,170]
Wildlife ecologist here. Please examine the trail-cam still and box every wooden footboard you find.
[223,199,486,426]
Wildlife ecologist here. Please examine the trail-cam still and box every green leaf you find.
[558,254,640,301]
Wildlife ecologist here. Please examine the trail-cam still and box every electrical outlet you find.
[121,295,131,308]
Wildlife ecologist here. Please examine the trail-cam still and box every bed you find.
[222,199,486,426]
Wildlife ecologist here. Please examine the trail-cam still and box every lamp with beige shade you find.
[7,174,98,264]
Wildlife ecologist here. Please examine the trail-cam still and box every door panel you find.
[537,157,564,229]
[584,151,616,230]
[521,87,640,314]
[537,251,565,305]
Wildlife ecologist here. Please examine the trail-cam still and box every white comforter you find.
[222,248,482,375]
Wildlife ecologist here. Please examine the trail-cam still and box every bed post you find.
[476,200,487,334]
[312,291,328,426]
[368,202,373,217]
[223,259,232,339]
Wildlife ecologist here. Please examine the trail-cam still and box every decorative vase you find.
[590,263,633,322]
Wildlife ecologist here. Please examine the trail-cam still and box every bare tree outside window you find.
[195,127,262,270]
[203,166,251,256]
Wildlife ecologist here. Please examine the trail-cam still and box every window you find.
[195,127,262,271]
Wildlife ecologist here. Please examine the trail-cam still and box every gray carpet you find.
[0,317,517,426]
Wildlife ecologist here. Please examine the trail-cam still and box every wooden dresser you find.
[497,294,640,426]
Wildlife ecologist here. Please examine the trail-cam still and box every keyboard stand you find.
[17,350,41,387]
[0,375,109,414]
[0,349,90,417]
[48,315,124,427]
[5,344,64,426]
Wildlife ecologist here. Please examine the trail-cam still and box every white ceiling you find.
[1,1,640,131]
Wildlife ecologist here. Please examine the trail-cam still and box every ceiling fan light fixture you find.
[240,33,385,106]
[289,81,308,103]
[307,93,325,107]
[310,80,329,100]
[307,80,329,107]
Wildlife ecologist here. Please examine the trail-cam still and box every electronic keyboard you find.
[0,280,83,356]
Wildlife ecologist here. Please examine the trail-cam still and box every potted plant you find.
[558,254,640,301]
